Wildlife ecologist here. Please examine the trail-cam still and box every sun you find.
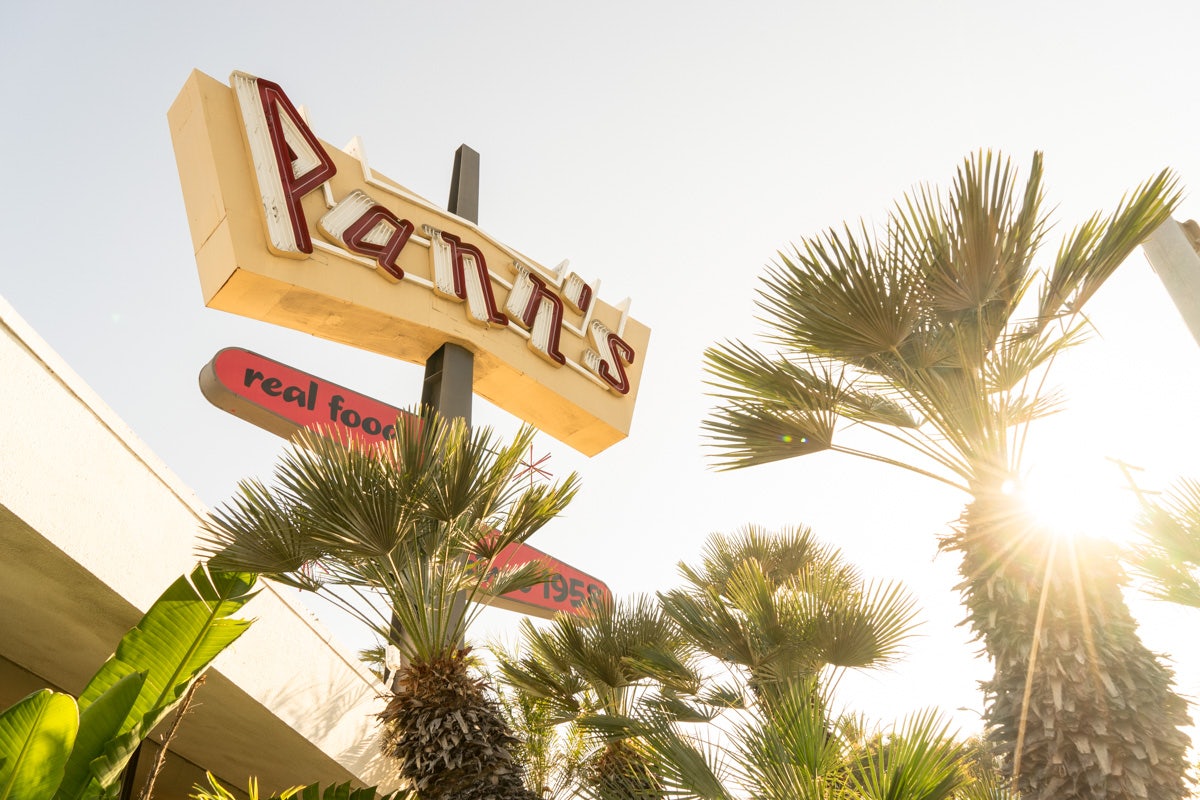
[1003,454,1144,547]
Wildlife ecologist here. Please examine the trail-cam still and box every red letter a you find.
[231,72,337,257]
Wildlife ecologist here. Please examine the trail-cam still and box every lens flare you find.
[1010,461,1138,545]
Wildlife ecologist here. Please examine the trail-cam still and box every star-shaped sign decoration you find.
[514,444,553,491]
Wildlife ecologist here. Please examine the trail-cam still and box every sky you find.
[5,0,1200,739]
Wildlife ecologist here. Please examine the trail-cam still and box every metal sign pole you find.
[422,145,480,425]
[390,146,481,685]
[429,145,480,646]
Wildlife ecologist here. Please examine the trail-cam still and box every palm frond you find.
[201,406,577,663]
[1143,478,1200,560]
[895,152,1046,329]
[579,709,733,800]
[983,321,1086,396]
[759,221,921,361]
[277,427,417,556]
[200,479,324,586]
[682,524,848,593]
[665,527,918,698]
[1037,168,1180,325]
[494,633,591,723]
[425,420,525,523]
[475,559,555,600]
[729,678,845,798]
[994,388,1065,428]
[493,474,582,544]
[797,576,920,671]
[1133,478,1200,608]
[844,709,968,800]
[657,587,759,672]
[704,344,841,471]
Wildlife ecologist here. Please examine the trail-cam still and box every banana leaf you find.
[0,689,78,800]
[54,565,258,800]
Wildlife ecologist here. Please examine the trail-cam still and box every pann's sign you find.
[169,70,649,456]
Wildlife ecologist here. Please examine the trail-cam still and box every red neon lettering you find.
[586,321,635,395]
[561,272,593,314]
[597,332,634,394]
[252,79,337,255]
[507,268,566,365]
[342,205,415,282]
[433,231,508,326]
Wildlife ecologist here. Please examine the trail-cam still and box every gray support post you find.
[420,342,474,426]
[423,143,480,422]
[448,144,480,224]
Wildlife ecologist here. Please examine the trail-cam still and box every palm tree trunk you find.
[585,738,664,800]
[944,490,1190,800]
[381,649,540,800]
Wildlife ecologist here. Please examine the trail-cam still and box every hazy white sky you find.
[5,1,1200,735]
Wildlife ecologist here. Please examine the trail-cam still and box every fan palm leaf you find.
[1037,168,1179,326]
[613,677,978,800]
[661,526,918,703]
[1133,478,1200,608]
[759,223,921,362]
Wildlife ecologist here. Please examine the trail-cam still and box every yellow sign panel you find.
[168,70,648,456]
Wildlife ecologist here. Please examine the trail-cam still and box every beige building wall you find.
[0,295,397,796]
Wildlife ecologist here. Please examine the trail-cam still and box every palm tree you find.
[742,691,971,800]
[494,594,700,800]
[201,410,579,800]
[702,152,1190,799]
[642,527,966,800]
[658,525,918,707]
[495,526,921,799]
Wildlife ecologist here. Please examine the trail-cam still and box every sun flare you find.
[1005,455,1143,547]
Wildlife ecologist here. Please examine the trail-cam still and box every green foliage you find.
[0,690,78,800]
[498,594,697,723]
[0,565,256,800]
[706,151,1179,488]
[492,663,588,799]
[494,526,957,800]
[582,676,987,800]
[1134,477,1200,607]
[494,595,699,799]
[660,526,918,702]
[201,409,579,664]
[192,771,410,800]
